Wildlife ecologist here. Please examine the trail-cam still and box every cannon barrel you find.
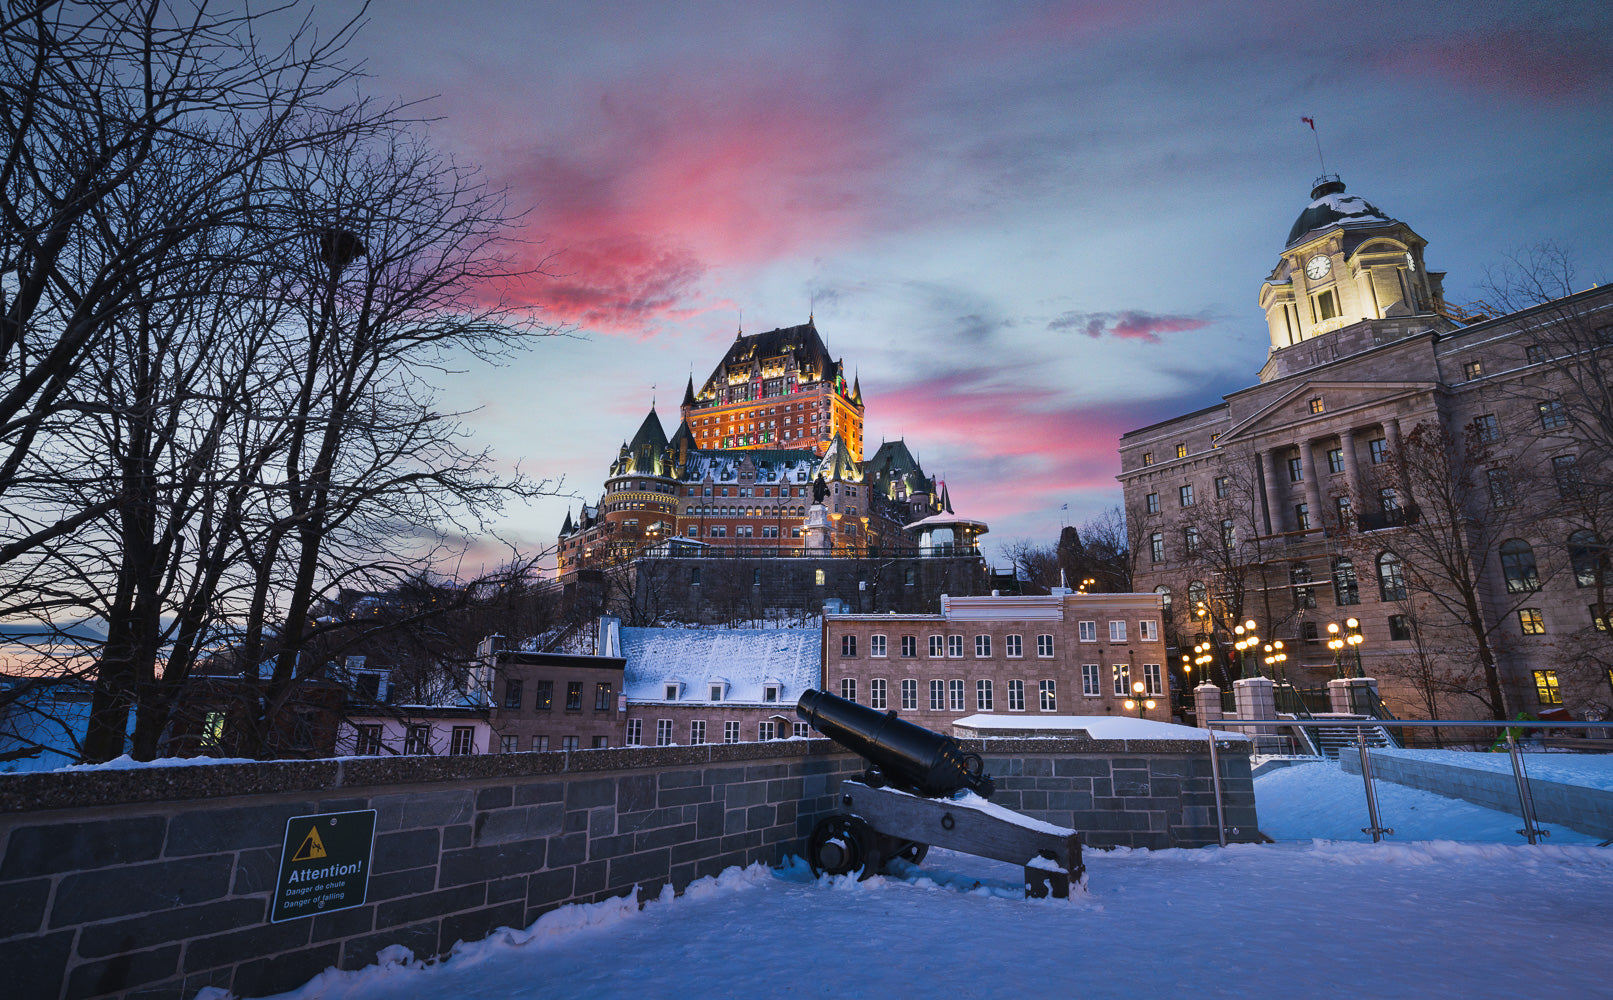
[796,688,994,799]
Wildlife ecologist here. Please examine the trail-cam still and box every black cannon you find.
[796,687,995,799]
[797,689,1083,897]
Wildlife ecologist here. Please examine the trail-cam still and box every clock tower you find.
[1258,176,1448,360]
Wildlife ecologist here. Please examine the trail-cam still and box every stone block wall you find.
[1,737,1255,1000]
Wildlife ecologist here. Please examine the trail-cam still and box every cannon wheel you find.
[806,814,883,879]
[888,839,929,865]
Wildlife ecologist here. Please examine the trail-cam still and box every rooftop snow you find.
[620,627,820,705]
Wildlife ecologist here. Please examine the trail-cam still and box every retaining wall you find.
[1,737,1255,1000]
[1340,748,1613,838]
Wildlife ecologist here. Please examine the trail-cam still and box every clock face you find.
[1305,254,1331,280]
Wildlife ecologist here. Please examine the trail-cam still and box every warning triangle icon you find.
[292,826,328,863]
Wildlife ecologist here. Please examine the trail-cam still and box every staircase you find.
[1309,715,1395,759]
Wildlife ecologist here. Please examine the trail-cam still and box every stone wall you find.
[1,737,1256,1000]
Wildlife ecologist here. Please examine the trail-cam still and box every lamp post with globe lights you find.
[1125,680,1156,719]
[1231,619,1260,678]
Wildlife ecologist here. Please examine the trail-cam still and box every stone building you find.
[822,591,1171,729]
[481,637,627,751]
[1120,175,1613,720]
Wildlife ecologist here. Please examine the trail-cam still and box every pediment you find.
[1218,380,1436,447]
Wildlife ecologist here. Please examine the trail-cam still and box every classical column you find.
[1300,439,1323,532]
[1339,428,1360,498]
[1262,446,1285,535]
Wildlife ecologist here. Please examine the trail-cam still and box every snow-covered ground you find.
[243,760,1613,1000]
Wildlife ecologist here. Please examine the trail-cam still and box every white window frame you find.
[1112,664,1132,697]
[870,634,887,658]
[870,678,888,710]
[929,679,946,711]
[1006,634,1023,658]
[1077,621,1097,643]
[1109,620,1128,643]
[840,677,857,702]
[976,679,994,711]
[901,678,918,710]
[759,721,776,741]
[655,719,673,747]
[724,721,741,744]
[948,679,966,712]
[928,635,944,657]
[1038,634,1055,657]
[1144,663,1163,696]
[626,719,642,746]
[690,720,706,745]
[1008,679,1025,712]
[947,635,964,658]
[1139,620,1159,642]
[1038,680,1057,712]
[1082,664,1101,697]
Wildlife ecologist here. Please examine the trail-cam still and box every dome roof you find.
[1286,177,1391,247]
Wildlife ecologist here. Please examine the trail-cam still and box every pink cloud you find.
[1047,309,1210,343]
[1379,27,1613,101]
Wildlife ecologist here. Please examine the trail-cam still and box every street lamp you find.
[1232,619,1260,678]
[1327,619,1365,678]
[1262,641,1288,683]
[1124,679,1156,718]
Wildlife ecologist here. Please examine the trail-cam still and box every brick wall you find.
[1,738,1255,1000]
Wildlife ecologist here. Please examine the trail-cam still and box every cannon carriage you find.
[797,688,1084,898]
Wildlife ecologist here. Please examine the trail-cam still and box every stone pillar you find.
[1328,676,1380,715]
[1234,676,1277,736]
[1195,682,1223,728]
[1263,446,1286,534]
[803,503,831,552]
[1338,427,1360,531]
[1300,438,1323,532]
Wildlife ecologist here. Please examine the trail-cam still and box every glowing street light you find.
[1124,679,1156,718]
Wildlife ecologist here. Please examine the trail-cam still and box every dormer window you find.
[665,683,680,701]
[762,680,781,703]
[708,678,728,702]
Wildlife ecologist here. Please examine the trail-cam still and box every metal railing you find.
[1202,718,1611,848]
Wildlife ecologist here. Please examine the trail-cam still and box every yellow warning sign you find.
[292,826,327,862]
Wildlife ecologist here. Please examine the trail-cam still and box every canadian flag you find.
[1302,116,1315,129]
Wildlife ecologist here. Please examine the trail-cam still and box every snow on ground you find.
[1374,746,1613,791]
[953,714,1243,740]
[1253,759,1603,843]
[254,843,1613,1000]
[248,761,1613,1000]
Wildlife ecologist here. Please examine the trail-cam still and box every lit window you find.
[1175,443,1187,459]
[815,568,825,585]
[1112,664,1131,698]
[1309,396,1325,414]
[1142,452,1154,466]
[1039,680,1057,712]
[1533,670,1561,705]
[1463,360,1483,380]
[1518,609,1545,635]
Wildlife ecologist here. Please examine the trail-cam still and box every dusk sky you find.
[329,1,1613,571]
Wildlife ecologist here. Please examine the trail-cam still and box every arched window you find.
[1378,552,1407,602]
[1569,530,1607,589]
[1332,556,1359,606]
[1154,585,1172,617]
[1499,539,1540,593]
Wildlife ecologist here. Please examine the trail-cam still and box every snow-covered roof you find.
[1287,179,1392,247]
[620,627,820,705]
[952,714,1247,741]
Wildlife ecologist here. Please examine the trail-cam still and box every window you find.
[1378,553,1407,602]
[450,727,475,756]
[1143,663,1163,696]
[1082,664,1101,697]
[690,720,706,745]
[1302,622,1319,644]
[1156,585,1172,617]
[1291,563,1316,608]
[1309,396,1325,414]
[1184,526,1199,556]
[1039,634,1056,657]
[1388,615,1412,641]
[709,526,725,538]
[1369,438,1388,464]
[930,680,945,711]
[1139,620,1159,642]
[763,683,779,703]
[976,679,994,711]
[1142,451,1154,466]
[1335,495,1353,528]
[904,567,916,586]
[840,678,857,702]
[1332,556,1360,606]
[724,721,740,744]
[1474,414,1500,443]
[1518,609,1545,635]
[870,634,887,658]
[1006,634,1023,657]
[626,720,642,745]
[1326,447,1344,473]
[500,735,520,754]
[793,722,810,738]
[1214,476,1229,499]
[947,635,963,657]
[1188,580,1208,610]
[1487,468,1513,508]
[356,724,383,755]
[535,680,553,712]
[1112,664,1131,697]
[1379,487,1399,513]
[1534,670,1562,705]
[901,678,918,710]
[592,682,613,711]
[1463,360,1483,380]
[866,678,887,710]
[1109,620,1127,642]
[949,680,965,712]
[1500,539,1541,593]
[689,566,702,588]
[1538,400,1567,430]
[562,736,579,752]
[815,568,825,586]
[1315,288,1338,321]
[565,682,582,711]
[503,679,524,710]
[1179,484,1195,507]
[1570,530,1607,588]
[665,683,681,701]
[1039,680,1057,712]
[405,724,431,755]
[648,719,670,746]
[1553,455,1582,497]
[975,634,992,657]
[1008,679,1026,711]
[841,634,858,657]
[1149,532,1164,563]
[533,736,549,752]
[1176,442,1187,459]
[1287,455,1304,482]
[929,635,944,657]
[1146,492,1160,514]
[901,635,917,657]
[758,721,777,741]
[1525,344,1546,365]
[1295,503,1310,531]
